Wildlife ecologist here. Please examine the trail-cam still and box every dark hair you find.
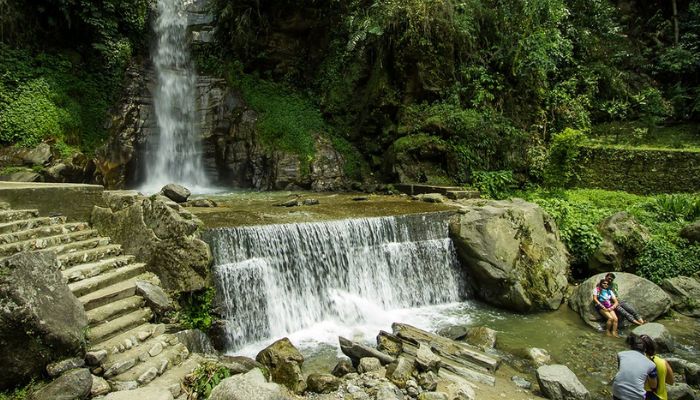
[598,279,609,288]
[605,273,616,280]
[626,334,645,353]
[640,335,656,356]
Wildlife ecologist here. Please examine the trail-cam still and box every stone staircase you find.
[0,207,201,398]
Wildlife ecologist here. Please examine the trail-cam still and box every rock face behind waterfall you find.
[0,252,88,389]
[449,199,569,312]
[569,272,672,329]
[90,191,211,292]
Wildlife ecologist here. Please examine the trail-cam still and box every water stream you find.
[141,0,209,193]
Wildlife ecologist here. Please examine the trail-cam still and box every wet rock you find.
[662,276,700,317]
[589,212,650,273]
[465,326,497,350]
[358,357,382,374]
[31,368,92,400]
[413,193,447,203]
[666,383,697,400]
[85,350,107,366]
[306,373,341,394]
[219,355,263,375]
[511,375,532,389]
[135,280,173,315]
[377,331,403,356]
[416,343,441,373]
[2,170,42,182]
[527,347,552,367]
[303,198,320,206]
[339,336,396,366]
[449,199,569,312]
[209,368,294,400]
[437,325,469,341]
[680,221,700,244]
[632,323,675,353]
[332,359,356,377]
[255,337,306,394]
[570,272,671,330]
[103,387,174,400]
[386,356,415,388]
[0,252,88,390]
[160,183,191,203]
[279,199,300,207]
[375,381,404,400]
[444,380,476,400]
[184,199,218,207]
[418,371,438,391]
[46,358,85,377]
[174,329,217,355]
[536,364,590,400]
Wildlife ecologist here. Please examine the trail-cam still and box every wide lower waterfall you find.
[204,212,468,353]
[141,0,209,193]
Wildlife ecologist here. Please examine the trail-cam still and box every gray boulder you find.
[255,337,306,394]
[666,383,698,400]
[464,326,497,350]
[209,368,294,400]
[31,368,92,400]
[23,143,53,166]
[569,272,672,330]
[0,252,88,389]
[90,191,211,292]
[589,212,650,273]
[160,183,191,203]
[631,323,674,352]
[46,358,85,377]
[174,329,217,355]
[357,357,382,374]
[306,373,341,394]
[332,359,356,377]
[135,280,173,316]
[680,221,700,244]
[449,199,569,312]
[386,357,415,388]
[103,387,174,400]
[218,355,264,375]
[536,364,590,400]
[662,276,700,317]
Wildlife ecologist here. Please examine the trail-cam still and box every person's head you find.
[626,334,646,353]
[598,279,610,289]
[605,272,616,282]
[640,334,656,357]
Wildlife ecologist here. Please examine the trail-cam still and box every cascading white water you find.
[141,0,209,193]
[205,212,468,354]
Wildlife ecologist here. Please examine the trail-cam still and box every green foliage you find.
[645,194,700,222]
[637,239,700,284]
[0,380,38,400]
[178,288,216,332]
[185,362,232,399]
[0,79,63,146]
[472,170,516,200]
[544,128,588,187]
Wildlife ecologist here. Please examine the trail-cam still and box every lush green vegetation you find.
[177,288,217,332]
[184,362,232,399]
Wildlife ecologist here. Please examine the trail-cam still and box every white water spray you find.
[142,0,209,193]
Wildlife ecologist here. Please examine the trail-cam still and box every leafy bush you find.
[645,194,700,222]
[0,79,63,146]
[472,170,516,200]
[178,288,216,331]
[184,362,232,399]
[637,239,700,284]
[544,128,588,187]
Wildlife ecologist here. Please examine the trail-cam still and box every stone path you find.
[0,207,200,398]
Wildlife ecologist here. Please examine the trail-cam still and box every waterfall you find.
[204,212,467,353]
[141,0,209,193]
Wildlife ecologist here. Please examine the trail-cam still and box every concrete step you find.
[110,343,189,386]
[445,190,481,200]
[87,296,146,326]
[69,263,147,297]
[87,308,154,344]
[102,334,178,379]
[145,354,204,398]
[0,221,89,245]
[89,324,165,354]
[79,273,159,311]
[62,255,135,283]
[0,229,99,256]
[57,244,123,269]
[48,236,110,256]
[0,209,39,223]
[0,216,66,235]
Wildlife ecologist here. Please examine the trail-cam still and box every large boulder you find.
[631,323,675,353]
[662,276,700,317]
[536,364,590,400]
[449,199,569,312]
[209,368,294,400]
[90,191,211,292]
[0,252,88,389]
[589,212,651,273]
[680,221,700,244]
[255,338,306,394]
[160,183,191,203]
[31,368,92,400]
[569,272,672,330]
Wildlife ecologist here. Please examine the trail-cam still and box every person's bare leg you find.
[612,316,619,337]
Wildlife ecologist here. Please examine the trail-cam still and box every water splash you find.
[141,0,209,193]
[204,212,468,353]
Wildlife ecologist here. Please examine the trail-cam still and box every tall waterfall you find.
[142,0,208,193]
[204,212,467,353]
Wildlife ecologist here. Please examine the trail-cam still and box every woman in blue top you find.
[592,279,619,337]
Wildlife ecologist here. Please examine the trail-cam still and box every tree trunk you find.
[672,0,679,45]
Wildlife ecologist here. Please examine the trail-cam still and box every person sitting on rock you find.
[605,273,645,326]
[640,334,674,400]
[592,278,619,337]
[612,334,658,400]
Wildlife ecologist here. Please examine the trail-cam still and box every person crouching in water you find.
[593,278,619,337]
[606,273,645,326]
[612,334,658,400]
[640,334,674,400]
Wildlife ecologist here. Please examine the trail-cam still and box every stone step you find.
[89,324,165,354]
[79,273,159,311]
[0,216,66,235]
[70,263,148,297]
[0,221,89,245]
[57,244,123,269]
[110,343,189,386]
[445,190,481,200]
[48,236,111,256]
[87,296,146,326]
[0,229,100,256]
[62,255,136,283]
[102,334,178,379]
[145,354,204,398]
[87,308,154,344]
[0,209,39,223]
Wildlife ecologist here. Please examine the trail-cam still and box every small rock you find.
[158,359,169,374]
[418,371,438,391]
[536,364,590,400]
[416,344,441,373]
[511,375,532,389]
[85,350,108,366]
[332,359,356,377]
[303,198,320,206]
[138,330,152,342]
[160,183,191,203]
[306,373,341,394]
[149,342,164,357]
[527,347,551,367]
[417,392,448,400]
[413,193,446,203]
[386,356,415,388]
[46,357,85,377]
[184,199,218,207]
[437,325,469,341]
[103,387,174,400]
[465,326,497,350]
[23,143,52,166]
[279,199,300,207]
[91,375,110,397]
[136,280,173,315]
[138,367,158,384]
[123,338,133,350]
[358,357,382,374]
